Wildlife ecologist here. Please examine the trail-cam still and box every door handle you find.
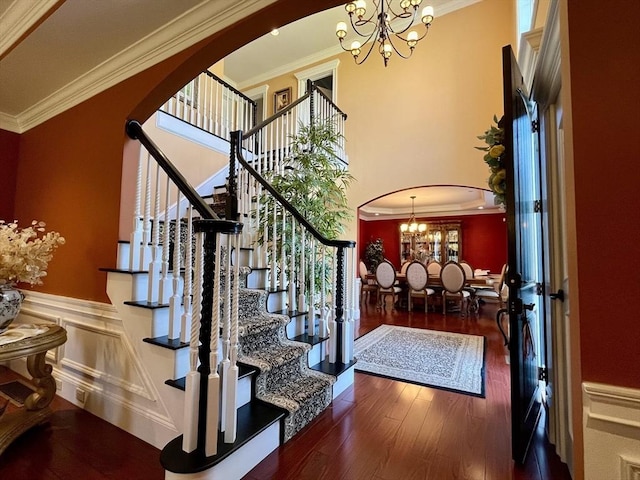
[549,289,565,302]
[523,303,535,311]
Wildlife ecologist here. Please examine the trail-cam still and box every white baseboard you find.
[583,382,640,480]
[7,290,178,449]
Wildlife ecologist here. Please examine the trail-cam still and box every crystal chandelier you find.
[400,196,427,234]
[335,0,435,67]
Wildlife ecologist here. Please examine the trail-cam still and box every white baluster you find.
[329,248,338,363]
[139,153,152,270]
[220,235,232,432]
[205,231,222,456]
[168,193,184,340]
[182,230,203,453]
[289,220,296,317]
[298,230,306,314]
[180,206,193,343]
[147,163,162,303]
[309,238,316,337]
[159,176,171,304]
[224,233,240,443]
[319,246,328,339]
[129,151,144,271]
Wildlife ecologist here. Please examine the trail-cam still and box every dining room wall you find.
[358,212,507,273]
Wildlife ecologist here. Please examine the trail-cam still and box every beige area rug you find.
[353,325,486,397]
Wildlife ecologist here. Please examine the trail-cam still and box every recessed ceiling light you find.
[271,28,279,36]
[478,206,484,210]
[374,213,380,216]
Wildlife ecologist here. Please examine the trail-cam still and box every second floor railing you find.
[160,70,257,142]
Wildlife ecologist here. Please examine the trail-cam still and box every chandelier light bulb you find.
[411,0,422,6]
[350,41,362,56]
[336,21,347,38]
[354,0,367,17]
[345,2,356,13]
[383,43,392,58]
[407,30,418,48]
[400,0,411,9]
[421,5,434,24]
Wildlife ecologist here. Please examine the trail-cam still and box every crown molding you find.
[0,0,60,60]
[5,0,277,133]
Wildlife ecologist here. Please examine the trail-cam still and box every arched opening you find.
[358,185,507,272]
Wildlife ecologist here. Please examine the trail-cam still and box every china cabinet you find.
[400,221,462,264]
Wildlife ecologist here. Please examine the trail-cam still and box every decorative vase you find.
[0,285,24,334]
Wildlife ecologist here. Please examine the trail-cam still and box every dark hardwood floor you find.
[0,299,572,479]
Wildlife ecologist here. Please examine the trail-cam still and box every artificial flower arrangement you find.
[476,115,506,206]
[0,220,65,286]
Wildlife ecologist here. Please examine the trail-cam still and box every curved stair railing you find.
[228,80,357,366]
[126,120,243,459]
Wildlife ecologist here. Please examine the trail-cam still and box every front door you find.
[503,45,546,464]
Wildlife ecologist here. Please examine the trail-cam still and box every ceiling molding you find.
[0,0,60,60]
[532,0,561,107]
[2,0,277,133]
[519,27,544,95]
[359,207,504,221]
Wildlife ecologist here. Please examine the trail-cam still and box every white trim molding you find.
[583,382,640,480]
[7,290,179,449]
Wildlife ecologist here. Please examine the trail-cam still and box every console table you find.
[0,324,67,455]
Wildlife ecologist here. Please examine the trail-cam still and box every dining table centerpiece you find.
[0,220,65,333]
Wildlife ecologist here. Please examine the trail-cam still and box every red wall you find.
[0,130,19,221]
[567,0,640,389]
[359,212,507,273]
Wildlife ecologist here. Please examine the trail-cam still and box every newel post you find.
[334,245,346,364]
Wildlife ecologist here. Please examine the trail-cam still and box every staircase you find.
[103,81,357,479]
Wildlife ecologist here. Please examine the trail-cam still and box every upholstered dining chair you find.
[359,260,378,304]
[440,261,471,316]
[474,263,508,308]
[406,261,435,314]
[459,260,474,281]
[375,260,402,310]
[426,260,442,277]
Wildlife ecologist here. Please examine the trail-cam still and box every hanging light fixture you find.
[400,196,427,233]
[335,0,435,67]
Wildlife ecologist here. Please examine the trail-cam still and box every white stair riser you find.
[117,242,130,270]
[266,292,285,312]
[306,342,327,366]
[237,375,251,408]
[246,270,268,289]
[332,364,355,400]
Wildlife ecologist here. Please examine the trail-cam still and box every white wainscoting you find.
[583,382,640,480]
[4,291,178,449]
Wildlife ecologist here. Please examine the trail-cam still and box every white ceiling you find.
[0,0,492,217]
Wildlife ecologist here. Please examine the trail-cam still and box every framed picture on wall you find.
[274,87,291,112]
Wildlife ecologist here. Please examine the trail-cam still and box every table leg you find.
[25,351,56,411]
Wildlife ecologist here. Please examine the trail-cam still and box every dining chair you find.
[440,261,471,316]
[459,260,474,281]
[359,260,378,304]
[406,261,435,314]
[375,259,402,310]
[426,260,442,277]
[474,263,508,309]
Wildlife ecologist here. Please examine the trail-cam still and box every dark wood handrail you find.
[204,71,256,107]
[231,129,355,249]
[126,120,218,220]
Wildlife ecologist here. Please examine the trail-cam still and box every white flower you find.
[0,220,65,286]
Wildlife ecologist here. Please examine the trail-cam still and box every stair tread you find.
[310,359,357,376]
[160,401,285,474]
[271,309,308,318]
[291,333,329,346]
[124,300,172,310]
[165,364,257,391]
[143,335,188,350]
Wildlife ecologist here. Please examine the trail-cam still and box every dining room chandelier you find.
[400,196,427,234]
[335,0,435,67]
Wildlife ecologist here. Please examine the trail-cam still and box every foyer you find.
[0,302,571,480]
